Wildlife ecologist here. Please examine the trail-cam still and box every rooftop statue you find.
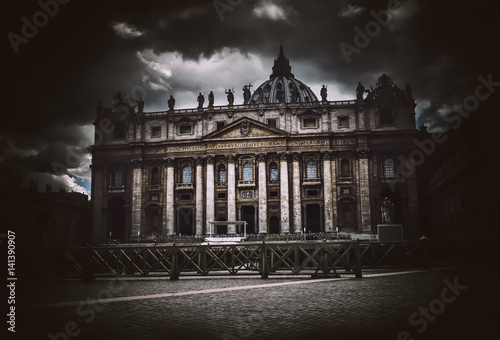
[197,92,205,109]
[168,95,175,110]
[242,84,252,104]
[356,82,365,101]
[225,89,234,105]
[320,85,327,102]
[208,91,214,107]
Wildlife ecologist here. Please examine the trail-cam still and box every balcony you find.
[176,183,194,190]
[268,179,279,185]
[147,184,161,191]
[216,182,227,188]
[108,185,125,193]
[338,177,353,183]
[302,178,321,186]
[238,180,255,187]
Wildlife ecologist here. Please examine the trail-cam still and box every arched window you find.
[269,162,278,181]
[182,166,192,184]
[306,160,317,179]
[242,162,253,181]
[113,169,123,187]
[383,158,395,178]
[341,159,350,177]
[218,164,226,184]
[151,168,160,185]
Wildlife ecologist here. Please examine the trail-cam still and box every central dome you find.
[249,46,319,105]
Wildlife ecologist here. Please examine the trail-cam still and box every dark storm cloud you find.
[2,0,498,193]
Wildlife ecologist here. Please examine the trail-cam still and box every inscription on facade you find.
[288,139,329,147]
[334,139,356,145]
[207,140,286,150]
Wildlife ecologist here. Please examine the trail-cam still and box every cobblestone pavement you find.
[14,267,499,340]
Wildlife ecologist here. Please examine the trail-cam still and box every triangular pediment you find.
[202,117,289,140]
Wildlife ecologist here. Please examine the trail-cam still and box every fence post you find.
[354,240,362,278]
[170,246,179,280]
[261,241,269,279]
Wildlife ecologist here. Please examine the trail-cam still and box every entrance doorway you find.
[178,208,194,236]
[304,204,321,233]
[108,197,126,240]
[269,216,280,234]
[216,217,227,235]
[240,206,256,234]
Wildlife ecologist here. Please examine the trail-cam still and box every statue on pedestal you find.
[356,82,365,101]
[197,92,205,109]
[225,89,234,105]
[381,197,395,224]
[168,95,175,110]
[242,84,252,104]
[320,85,327,102]
[208,91,214,107]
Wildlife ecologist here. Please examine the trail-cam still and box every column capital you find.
[257,153,266,162]
[227,154,236,163]
[163,158,174,167]
[195,156,204,165]
[205,155,214,164]
[279,152,289,161]
[356,148,370,158]
[322,151,331,160]
[130,159,143,168]
[292,152,301,162]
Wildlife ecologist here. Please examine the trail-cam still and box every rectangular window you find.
[338,116,349,128]
[113,124,125,140]
[269,168,278,181]
[217,192,227,199]
[303,118,317,128]
[179,125,192,135]
[307,189,318,197]
[180,194,191,200]
[269,191,279,198]
[216,122,225,131]
[380,108,393,125]
[267,119,277,129]
[151,126,161,138]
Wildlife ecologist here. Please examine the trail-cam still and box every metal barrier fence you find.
[55,240,439,280]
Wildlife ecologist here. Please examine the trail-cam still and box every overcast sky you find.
[2,0,498,196]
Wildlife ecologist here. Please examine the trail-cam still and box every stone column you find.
[322,152,334,232]
[165,158,175,235]
[167,117,174,139]
[292,153,302,233]
[227,155,236,234]
[131,159,143,238]
[357,149,372,232]
[330,154,338,231]
[205,156,215,236]
[91,165,104,242]
[279,153,290,233]
[195,157,204,235]
[257,154,267,233]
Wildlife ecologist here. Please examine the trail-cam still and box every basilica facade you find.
[90,46,420,242]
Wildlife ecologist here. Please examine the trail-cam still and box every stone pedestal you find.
[377,224,403,241]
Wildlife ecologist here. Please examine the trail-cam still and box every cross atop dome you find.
[271,44,294,79]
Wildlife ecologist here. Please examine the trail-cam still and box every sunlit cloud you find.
[113,22,144,38]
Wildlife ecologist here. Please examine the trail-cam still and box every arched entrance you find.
[177,207,194,236]
[216,216,227,235]
[108,197,126,240]
[338,197,357,232]
[146,204,162,234]
[304,204,321,233]
[240,206,256,234]
[269,216,280,234]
